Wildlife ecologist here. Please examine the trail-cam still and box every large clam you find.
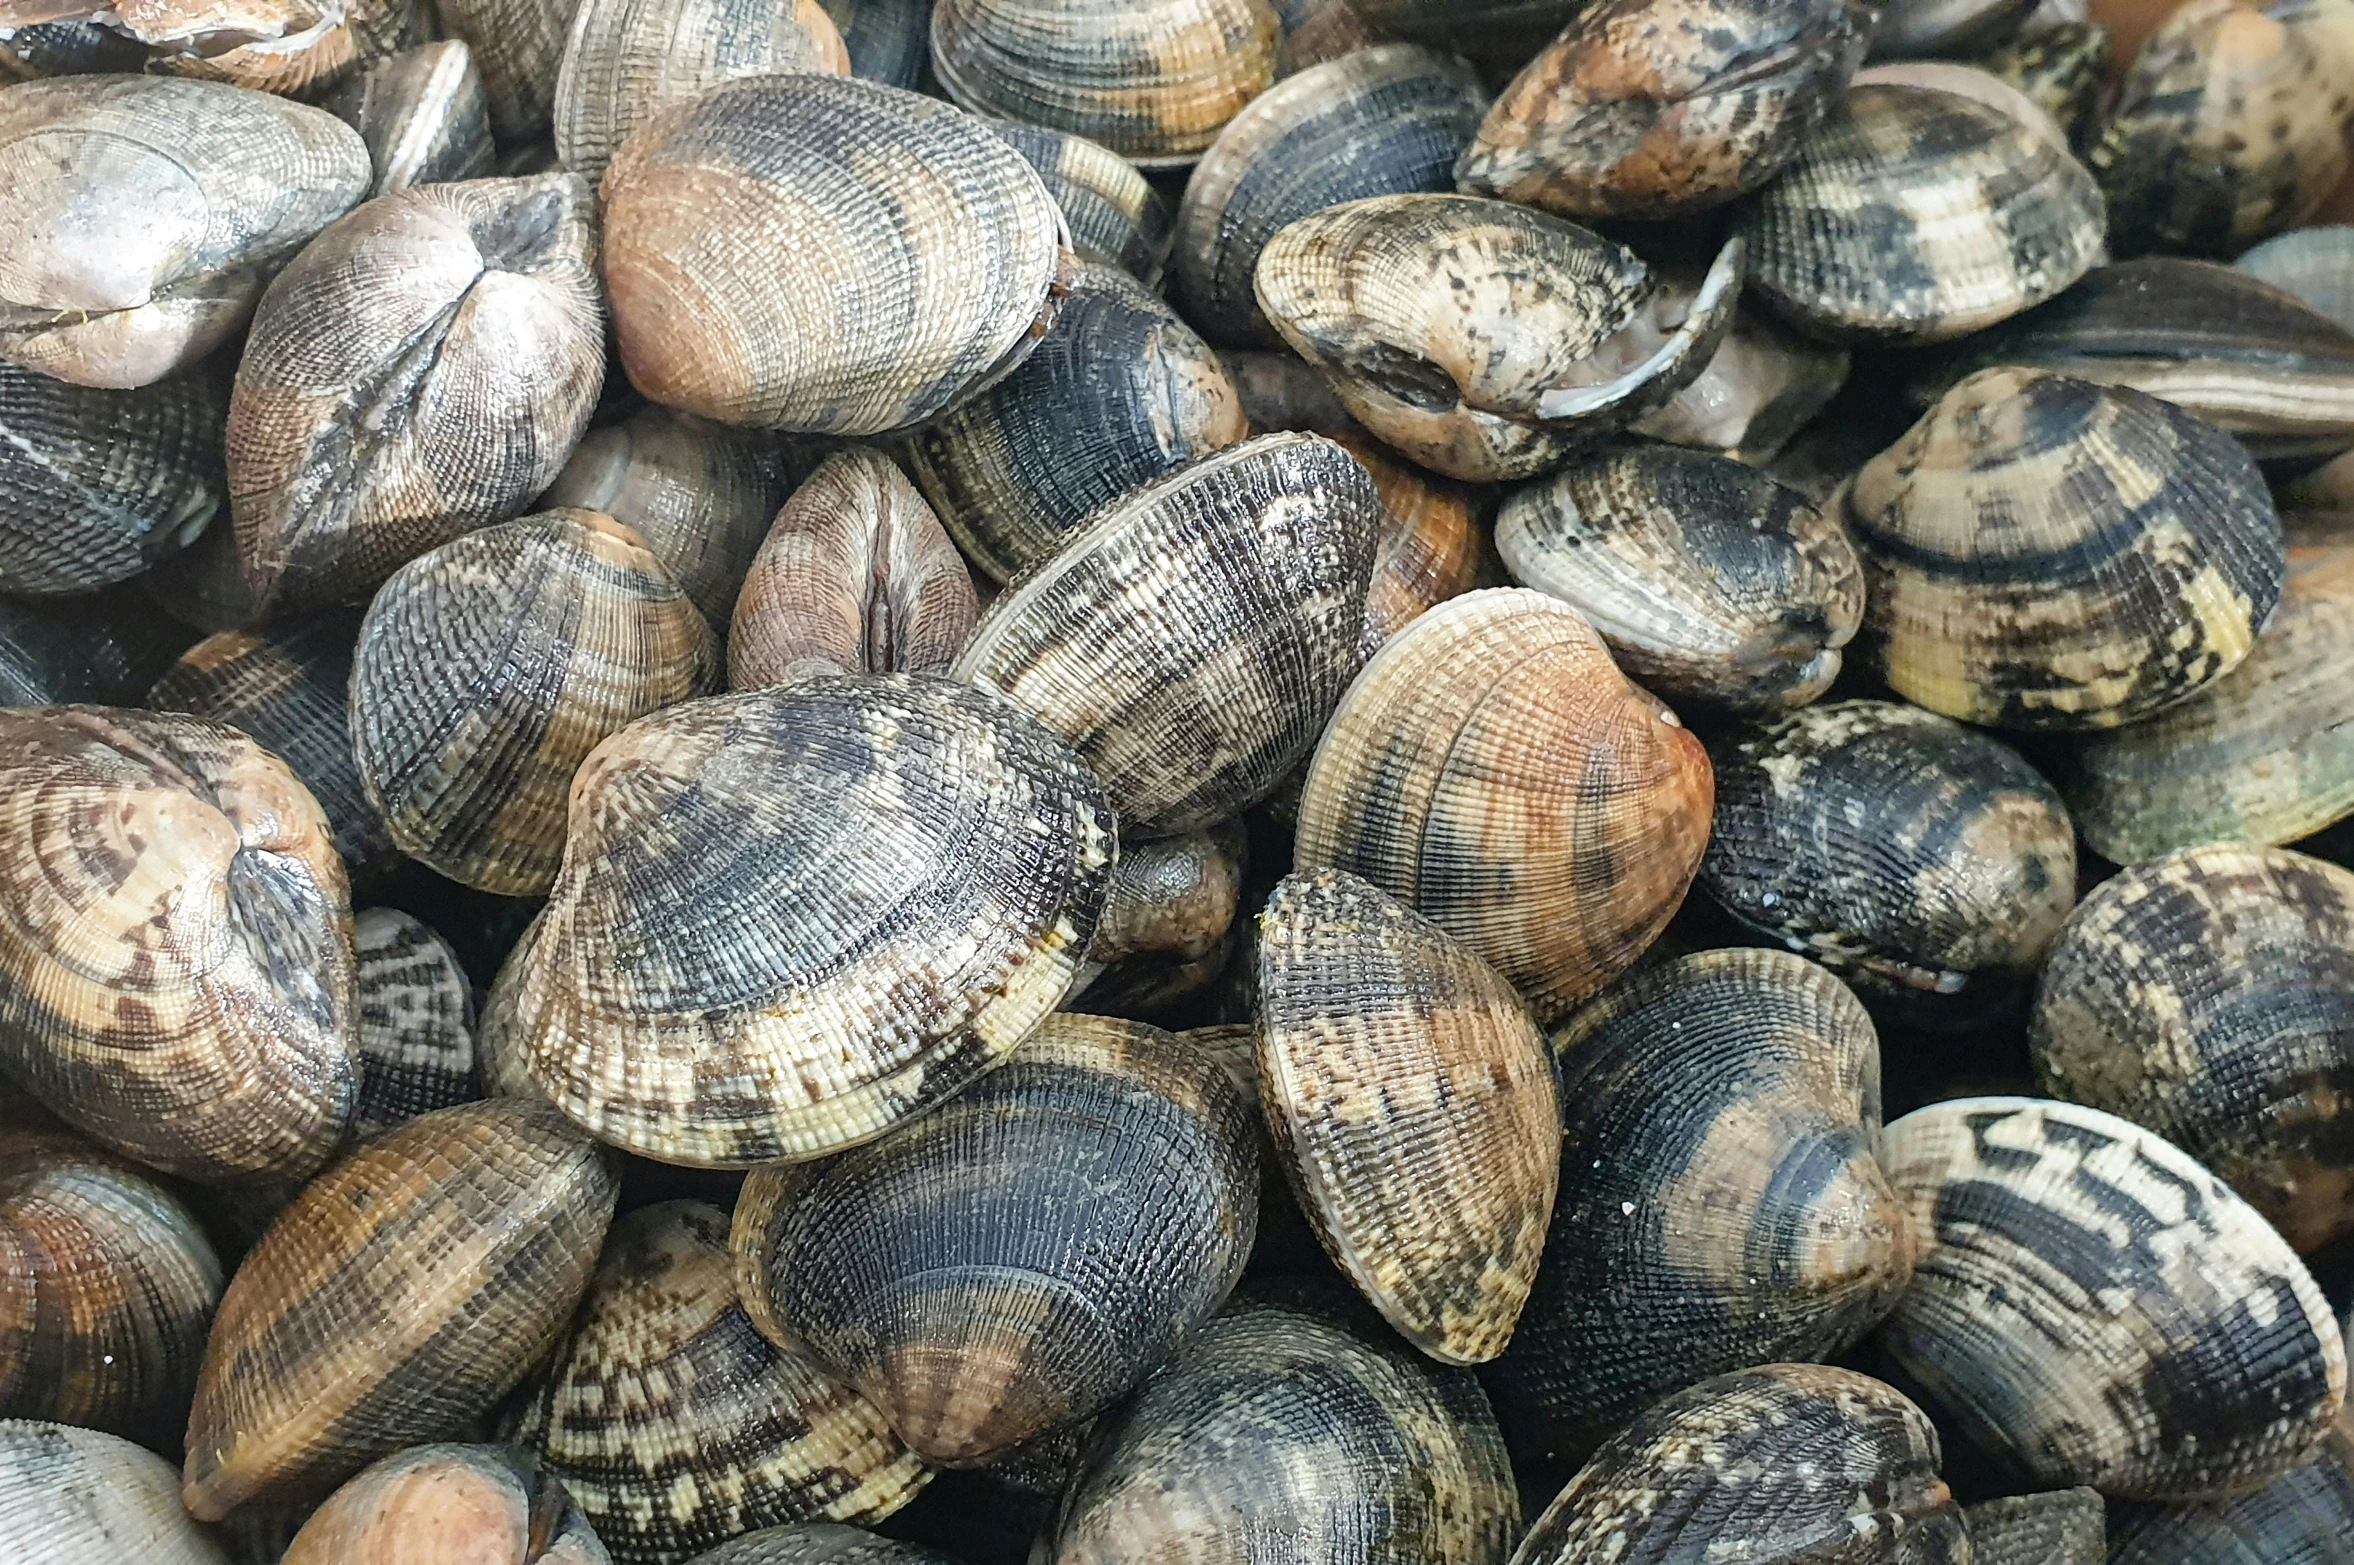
[280,1444,609,1565]
[0,1420,230,1565]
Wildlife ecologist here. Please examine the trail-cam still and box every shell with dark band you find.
[1335,430,1485,647]
[983,121,1173,285]
[0,1421,231,1565]
[2107,1414,2354,1564]
[1869,0,2032,58]
[351,908,478,1142]
[1,586,195,709]
[280,1444,609,1565]
[324,41,498,198]
[1349,0,1585,68]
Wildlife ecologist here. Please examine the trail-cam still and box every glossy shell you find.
[687,1525,956,1564]
[281,1444,609,1565]
[351,907,478,1141]
[1334,430,1484,646]
[1628,304,1851,463]
[983,120,1172,283]
[1850,60,2071,150]
[0,1421,230,1565]
[1961,1490,2105,1565]
[435,0,582,142]
[324,40,498,198]
[2240,224,2354,332]
[1,586,195,708]
[101,0,432,97]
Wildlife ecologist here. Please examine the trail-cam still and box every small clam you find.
[982,121,1173,284]
[1627,305,1850,463]
[1873,1096,2348,1499]
[0,586,195,707]
[325,41,498,199]
[1333,431,1484,647]
[351,907,478,1141]
[687,1524,955,1563]
[0,1420,230,1565]
[1870,0,2033,57]
[1349,0,1586,68]
[1961,1490,2105,1565]
[435,0,583,142]
[2239,223,2354,332]
[78,0,431,97]
[2107,1415,2354,1563]
[281,1444,609,1565]
[818,0,931,87]
[1084,822,1244,969]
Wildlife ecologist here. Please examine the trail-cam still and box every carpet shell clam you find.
[1961,1490,2106,1565]
[325,41,498,199]
[279,1444,610,1565]
[2107,1412,2354,1563]
[435,0,583,143]
[349,907,478,1141]
[0,1420,231,1565]
[982,121,1173,284]
[2240,223,2354,332]
[686,1527,954,1565]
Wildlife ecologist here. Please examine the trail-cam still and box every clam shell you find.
[2108,1417,2354,1563]
[1870,0,2032,57]
[324,40,498,198]
[981,121,1171,283]
[0,584,196,706]
[1269,0,1373,75]
[351,907,478,1141]
[1627,304,1850,463]
[1349,0,1586,68]
[1218,346,1365,437]
[106,0,431,97]
[436,0,583,142]
[1873,1095,2349,1500]
[1960,1490,2106,1565]
[818,0,932,87]
[0,1421,229,1565]
[281,1444,609,1565]
[145,520,262,636]
[1851,60,2071,150]
[687,1524,955,1564]
[1333,430,1484,647]
[0,21,146,79]
[2239,224,2354,333]
[480,674,1115,1166]
[1979,20,2109,144]
[1085,821,1243,967]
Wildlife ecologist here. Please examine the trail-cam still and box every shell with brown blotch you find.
[0,1421,231,1565]
[982,121,1172,285]
[686,1524,956,1564]
[280,1444,609,1565]
[1960,1490,2106,1565]
[351,907,478,1142]
[1085,821,1243,969]
[435,0,584,142]
[1331,430,1484,648]
[324,41,498,199]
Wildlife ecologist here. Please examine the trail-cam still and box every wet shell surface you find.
[1870,0,2031,58]
[686,1524,956,1563]
[2107,1415,2354,1563]
[1960,1489,2106,1565]
[481,674,1115,1166]
[1083,821,1242,968]
[1349,0,1583,67]
[182,1098,620,1520]
[731,1015,1257,1465]
[1849,59,2072,151]
[351,907,478,1141]
[436,0,583,142]
[1628,303,1851,463]
[1,585,194,707]
[89,0,433,97]
[325,40,498,198]
[1295,588,1713,1023]
[600,74,1064,436]
[1333,430,1484,647]
[0,1420,230,1565]
[1873,1096,2349,1500]
[2240,223,2354,333]
[983,121,1172,284]
[280,1443,609,1565]
[951,432,1381,837]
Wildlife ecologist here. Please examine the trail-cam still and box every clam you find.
[0,75,368,389]
[1738,83,2105,345]
[1457,0,1870,221]
[0,1421,230,1565]
[1333,430,1484,647]
[2239,223,2354,332]
[350,508,716,897]
[687,1525,955,1563]
[1979,20,2109,144]
[145,521,263,636]
[281,1445,608,1564]
[509,1201,927,1556]
[1270,0,1374,75]
[1218,346,1364,437]
[928,0,1279,169]
[1873,1096,2348,1499]
[1961,1490,2105,1565]
[1850,367,2285,731]
[2108,1415,2354,1562]
[1348,0,1586,68]
[1496,442,1863,714]
[480,674,1115,1166]
[951,432,1380,837]
[730,448,976,687]
[1173,44,1487,345]
[1084,822,1244,969]
[982,121,1172,284]
[1851,60,2071,150]
[1870,0,2033,57]
[182,1098,620,1520]
[351,907,478,1141]
[325,41,498,198]
[230,173,605,618]
[1295,588,1713,1023]
[601,74,1065,435]
[1256,195,1744,481]
[818,0,931,87]
[0,586,195,707]
[1508,1365,1965,1564]
[435,0,583,142]
[49,0,431,96]
[1701,702,2076,1004]
[0,707,359,1186]
[1627,305,1850,463]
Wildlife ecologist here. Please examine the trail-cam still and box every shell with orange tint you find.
[280,1444,608,1565]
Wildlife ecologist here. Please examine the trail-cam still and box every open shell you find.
[0,1421,230,1565]
[94,0,432,97]
[350,907,478,1141]
[281,1444,608,1565]
[982,122,1171,284]
[435,0,583,142]
[326,41,498,198]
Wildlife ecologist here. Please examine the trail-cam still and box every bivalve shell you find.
[2240,223,2354,333]
[435,0,584,142]
[1334,430,1484,647]
[1349,0,1585,68]
[819,0,931,87]
[281,1444,610,1565]
[350,907,478,1141]
[325,41,498,198]
[108,0,432,98]
[2107,1416,2354,1563]
[1871,0,2033,56]
[1,586,194,706]
[0,1421,230,1565]
[982,121,1172,284]
[1961,1490,2106,1565]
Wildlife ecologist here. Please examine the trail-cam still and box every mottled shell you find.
[1961,1490,2106,1565]
[1702,701,2075,1002]
[601,74,1065,436]
[107,0,432,97]
[325,41,498,199]
[0,1421,230,1565]
[1254,869,1556,1365]
[1874,1096,2349,1500]
[1333,430,1484,647]
[819,0,931,86]
[1496,443,1862,714]
[1268,0,1372,74]
[351,509,716,897]
[1508,1365,1965,1564]
[929,0,1280,169]
[510,1201,926,1556]
[0,707,359,1186]
[1851,367,2285,731]
[0,362,224,596]
[1870,0,2031,57]
[1980,20,2110,144]
[231,174,605,618]
[480,675,1115,1166]
[2240,224,2354,333]
[182,1099,620,1520]
[2108,1418,2354,1563]
[0,76,368,388]
[1849,60,2071,150]
[435,0,583,142]
[687,1524,956,1564]
[1458,0,1870,220]
[1174,44,1487,345]
[952,432,1381,837]
[1628,304,1851,463]
[1085,822,1243,967]
[983,121,1172,283]
[0,585,194,707]
[1295,588,1713,1023]
[351,907,478,1141]
[1738,83,2105,345]
[1349,0,1585,67]
[730,448,976,687]
[281,1444,609,1565]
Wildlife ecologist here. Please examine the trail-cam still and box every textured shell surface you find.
[230,173,606,619]
[324,40,499,198]
[1870,0,2033,56]
[1218,345,1365,437]
[1850,60,2073,151]
[480,673,1116,1167]
[181,1098,620,1520]
[0,584,196,707]
[685,1523,958,1564]
[1084,820,1242,966]
[435,0,584,141]
[730,1015,1258,1465]
[0,1420,230,1565]
[87,0,431,97]
[147,519,263,636]
[600,73,1065,436]
[1332,429,1484,647]
[351,906,478,1141]
[2240,224,2354,333]
[279,1442,610,1565]
[1269,0,1374,75]
[1979,19,2109,144]
[1295,588,1713,1024]
[1959,1488,2105,1565]
[819,0,933,86]
[981,120,1172,283]
[2108,1415,2354,1563]
[1873,1095,2348,1500]
[1348,0,1586,67]
[0,20,148,80]
[951,432,1381,837]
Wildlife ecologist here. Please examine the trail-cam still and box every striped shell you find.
[1980,21,2109,144]
[435,0,583,142]
[982,121,1172,284]
[0,1421,229,1565]
[819,0,930,86]
[1335,430,1484,647]
[325,41,498,198]
[281,1444,609,1565]
[1961,1490,2106,1565]
[351,907,478,1141]
[2108,1417,2354,1563]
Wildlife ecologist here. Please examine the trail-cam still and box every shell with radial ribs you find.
[509,1201,927,1557]
[1852,367,2284,731]
[1085,821,1243,968]
[0,1421,230,1565]
[983,122,1173,285]
[686,1524,956,1564]
[1873,1096,2349,1499]
[280,1444,608,1565]
[324,41,498,199]
[952,432,1381,837]
[731,448,977,687]
[818,0,929,86]
[1849,61,2071,151]
[2107,1415,2354,1563]
[0,707,359,1187]
[600,74,1065,436]
[731,1016,1258,1465]
[350,908,477,1141]
[230,174,605,619]
[1961,1490,2106,1565]
[0,76,368,389]
[1488,950,1915,1471]
[1295,588,1713,1024]
[1737,83,2105,344]
[350,509,716,897]
[435,0,584,142]
[1332,430,1484,647]
[480,674,1115,1167]
[0,586,194,707]
[181,1099,619,1521]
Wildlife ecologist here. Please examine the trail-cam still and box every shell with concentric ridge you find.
[104,0,433,98]
[1961,1490,2106,1565]
[687,1524,956,1564]
[1085,822,1243,969]
[0,1421,230,1565]
[818,0,930,86]
[325,41,498,198]
[351,908,478,1141]
[2108,1414,2354,1564]
[280,1444,610,1564]
[982,121,1172,283]
[1333,430,1484,647]
[435,0,584,142]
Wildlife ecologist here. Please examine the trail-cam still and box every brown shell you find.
[982,121,1173,285]
[435,0,584,142]
[325,41,499,199]
[281,1444,609,1565]
[0,1421,231,1565]
[114,0,432,97]
[1085,822,1244,968]
[1332,431,1484,647]
[351,907,479,1142]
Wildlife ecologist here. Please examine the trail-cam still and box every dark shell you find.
[1349,0,1587,68]
[280,1444,608,1564]
[434,0,582,143]
[1978,21,2109,145]
[0,1421,231,1565]
[144,520,261,636]
[1869,0,2032,57]
[687,1523,956,1564]
[0,585,196,707]
[324,41,498,198]
[2108,1417,2354,1564]
[2240,224,2354,334]
[1959,1489,2105,1565]
[1332,430,1485,647]
[1218,346,1365,437]
[819,0,932,87]
[1085,822,1244,968]
[350,907,478,1142]
[1269,0,1375,75]
[982,121,1171,284]
[0,21,147,79]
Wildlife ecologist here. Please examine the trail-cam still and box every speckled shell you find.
[435,0,583,142]
[1701,702,2075,1002]
[1295,588,1713,1024]
[982,121,1171,283]
[819,0,932,86]
[1174,45,1487,345]
[509,1201,926,1556]
[1980,21,2109,144]
[1873,1096,2349,1500]
[1084,821,1242,967]
[1628,304,1850,463]
[100,0,432,97]
[351,907,478,1141]
[1508,1365,1965,1564]
[230,174,605,618]
[1738,83,2105,345]
[0,585,195,706]
[1869,0,2032,57]
[687,1524,956,1564]
[325,41,498,199]
[1332,430,1484,647]
[1491,951,1914,1469]
[951,432,1380,837]
[1349,0,1585,68]
[1851,60,2071,150]
[1496,443,1862,714]
[0,1421,230,1565]
[1458,0,1869,221]
[1049,1296,1519,1565]
[2108,1417,2354,1563]
[1853,368,2284,732]
[1960,1490,2105,1565]
[1254,869,1556,1365]
[0,707,359,1186]
[280,1444,609,1565]
[602,75,1065,436]
[182,1099,620,1520]
[480,674,1116,1166]
[0,76,368,389]
[2240,224,2354,333]
[351,509,717,897]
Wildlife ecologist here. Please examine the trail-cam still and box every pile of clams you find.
[6,0,2354,1561]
